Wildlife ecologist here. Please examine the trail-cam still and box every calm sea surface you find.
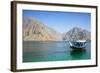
[23,41,91,62]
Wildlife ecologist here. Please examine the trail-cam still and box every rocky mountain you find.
[23,17,62,41]
[63,27,91,41]
[23,17,91,41]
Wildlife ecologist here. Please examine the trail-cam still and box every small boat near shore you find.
[69,40,87,49]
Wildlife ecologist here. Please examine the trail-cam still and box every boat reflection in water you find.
[70,48,86,60]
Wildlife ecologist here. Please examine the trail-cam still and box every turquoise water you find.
[23,41,91,62]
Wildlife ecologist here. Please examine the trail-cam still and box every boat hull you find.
[70,46,85,49]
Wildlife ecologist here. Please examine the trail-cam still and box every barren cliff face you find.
[23,17,62,41]
[63,27,91,41]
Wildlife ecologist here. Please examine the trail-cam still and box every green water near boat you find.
[23,41,91,62]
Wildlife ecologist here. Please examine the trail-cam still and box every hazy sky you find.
[23,10,91,33]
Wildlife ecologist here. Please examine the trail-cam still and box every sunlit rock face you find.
[23,17,62,41]
[63,27,91,41]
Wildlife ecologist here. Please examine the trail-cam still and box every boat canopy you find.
[76,40,86,42]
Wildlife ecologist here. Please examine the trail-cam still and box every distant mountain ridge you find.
[23,17,91,41]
